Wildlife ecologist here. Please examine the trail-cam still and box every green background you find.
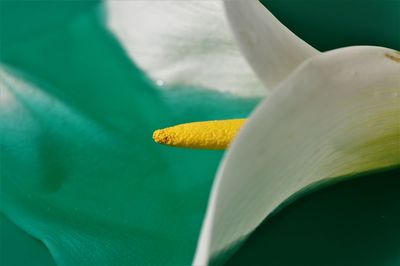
[1,0,399,265]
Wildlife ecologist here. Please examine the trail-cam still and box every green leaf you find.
[0,5,258,265]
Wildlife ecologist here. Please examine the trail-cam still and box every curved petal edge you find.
[224,0,319,90]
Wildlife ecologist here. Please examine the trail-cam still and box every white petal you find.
[225,0,319,90]
[105,0,265,97]
[194,46,400,265]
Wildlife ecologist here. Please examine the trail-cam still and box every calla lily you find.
[1,1,399,266]
[194,46,400,265]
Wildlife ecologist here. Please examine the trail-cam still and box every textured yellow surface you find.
[153,119,246,150]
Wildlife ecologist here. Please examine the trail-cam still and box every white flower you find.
[108,1,400,265]
[2,1,397,265]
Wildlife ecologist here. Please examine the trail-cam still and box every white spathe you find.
[193,46,400,265]
[225,0,319,89]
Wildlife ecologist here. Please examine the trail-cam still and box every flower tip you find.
[152,129,171,145]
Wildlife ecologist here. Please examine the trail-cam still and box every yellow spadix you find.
[153,119,246,150]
